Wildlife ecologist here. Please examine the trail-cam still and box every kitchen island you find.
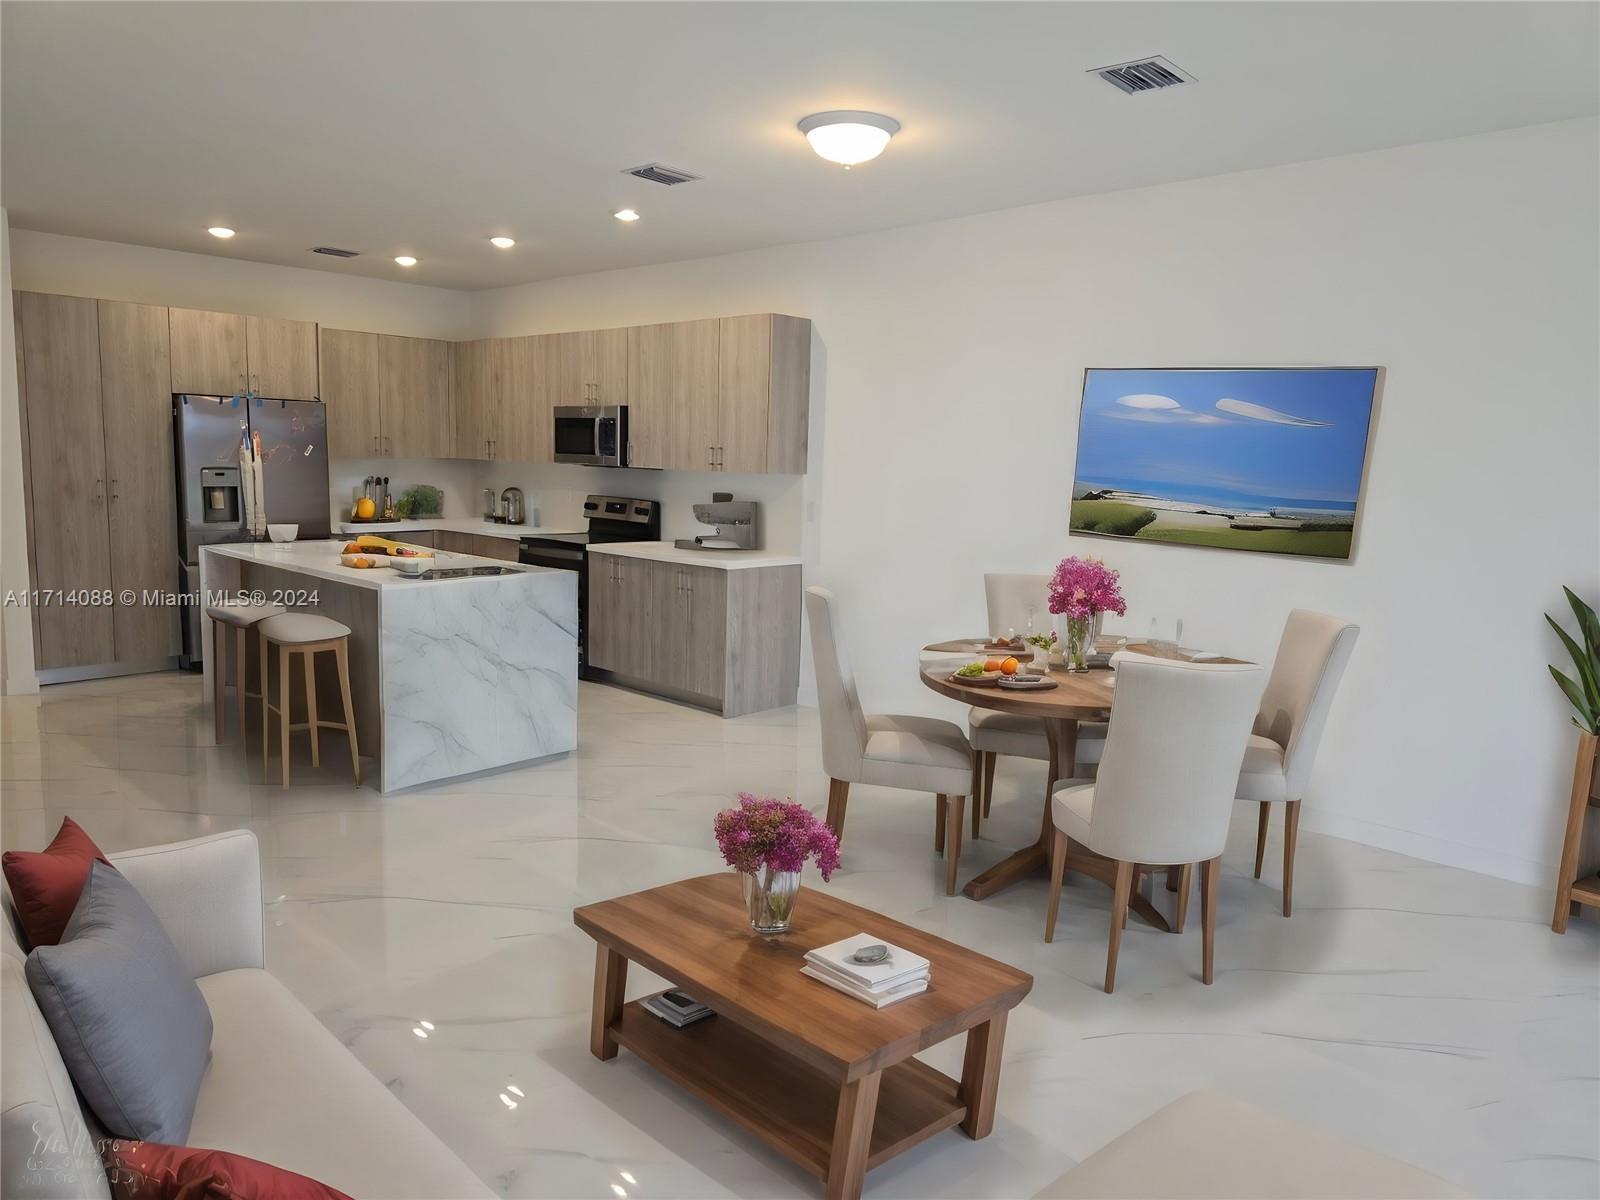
[199,540,576,791]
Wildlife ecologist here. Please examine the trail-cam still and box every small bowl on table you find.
[267,523,298,544]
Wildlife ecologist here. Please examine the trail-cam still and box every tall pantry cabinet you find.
[15,292,180,672]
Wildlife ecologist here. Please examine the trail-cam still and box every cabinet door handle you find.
[708,446,714,468]
[716,446,724,470]
[94,478,104,503]
[110,478,120,501]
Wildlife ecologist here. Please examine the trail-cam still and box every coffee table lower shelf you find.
[609,1000,967,1181]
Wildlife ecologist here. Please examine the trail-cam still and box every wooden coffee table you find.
[574,873,1033,1200]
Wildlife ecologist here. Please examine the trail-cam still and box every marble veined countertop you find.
[202,539,560,590]
[589,541,802,570]
[340,517,582,539]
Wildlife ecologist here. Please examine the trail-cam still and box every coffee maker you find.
[675,493,758,551]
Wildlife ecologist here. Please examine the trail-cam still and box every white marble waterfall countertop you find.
[339,518,582,540]
[203,539,560,590]
[590,541,802,570]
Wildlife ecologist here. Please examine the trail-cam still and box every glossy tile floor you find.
[3,671,1597,1199]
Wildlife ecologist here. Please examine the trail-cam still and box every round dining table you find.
[920,639,1177,929]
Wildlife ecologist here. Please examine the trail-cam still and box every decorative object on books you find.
[1547,587,1600,932]
[714,793,841,935]
[1070,366,1381,560]
[1048,556,1125,671]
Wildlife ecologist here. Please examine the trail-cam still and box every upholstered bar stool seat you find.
[257,613,360,789]
[205,600,286,745]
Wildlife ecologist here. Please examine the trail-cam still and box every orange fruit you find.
[355,497,377,520]
[1000,657,1019,676]
[984,658,1003,673]
[343,542,359,554]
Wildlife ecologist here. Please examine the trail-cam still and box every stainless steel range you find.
[519,495,660,679]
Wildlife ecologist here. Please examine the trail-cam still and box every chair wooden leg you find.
[982,751,997,817]
[1282,800,1301,917]
[945,795,965,896]
[235,626,247,746]
[260,630,271,783]
[212,618,226,743]
[970,757,983,839]
[1105,860,1133,993]
[826,778,850,845]
[1173,863,1193,934]
[1200,856,1220,984]
[934,793,946,853]
[1044,828,1067,942]
[278,644,291,789]
[335,639,360,786]
[303,648,320,768]
[1254,801,1271,879]
[1165,864,1181,892]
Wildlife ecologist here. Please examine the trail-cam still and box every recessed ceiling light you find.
[394,255,418,267]
[489,236,515,249]
[613,209,641,222]
[207,226,235,239]
[798,111,901,168]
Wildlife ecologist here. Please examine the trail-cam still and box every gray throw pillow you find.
[25,860,212,1144]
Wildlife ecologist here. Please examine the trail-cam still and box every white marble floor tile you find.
[2,672,1596,1199]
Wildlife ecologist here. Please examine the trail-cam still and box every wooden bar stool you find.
[257,612,360,789]
[204,599,286,745]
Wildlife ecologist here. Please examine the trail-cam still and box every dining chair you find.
[1044,654,1264,992]
[1236,609,1360,917]
[967,574,1052,835]
[805,586,975,895]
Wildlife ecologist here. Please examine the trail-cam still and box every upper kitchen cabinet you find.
[498,336,546,462]
[245,315,318,400]
[718,314,811,475]
[378,334,452,458]
[169,307,246,396]
[541,327,629,409]
[451,338,501,460]
[627,318,719,471]
[319,328,381,458]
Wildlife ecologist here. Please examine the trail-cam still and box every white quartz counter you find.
[591,541,802,570]
[340,518,581,540]
[203,539,556,590]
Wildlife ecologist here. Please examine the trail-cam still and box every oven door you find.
[553,407,603,464]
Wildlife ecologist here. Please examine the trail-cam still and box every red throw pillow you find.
[2,817,114,947]
[103,1140,354,1200]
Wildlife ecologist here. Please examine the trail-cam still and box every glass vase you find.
[1063,616,1093,672]
[742,866,801,934]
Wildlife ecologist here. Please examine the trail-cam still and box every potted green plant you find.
[1547,586,1600,932]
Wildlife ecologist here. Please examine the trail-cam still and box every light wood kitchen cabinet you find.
[497,336,545,462]
[587,552,801,716]
[434,530,477,555]
[378,334,451,458]
[319,328,381,458]
[97,300,180,662]
[717,314,811,474]
[169,307,247,397]
[540,327,629,410]
[17,292,115,669]
[451,339,501,460]
[472,535,521,562]
[245,315,318,400]
[627,319,719,470]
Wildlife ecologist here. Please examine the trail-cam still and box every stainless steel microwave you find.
[553,405,628,466]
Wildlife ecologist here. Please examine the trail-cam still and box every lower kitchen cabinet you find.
[473,535,520,562]
[587,553,800,717]
[434,530,477,554]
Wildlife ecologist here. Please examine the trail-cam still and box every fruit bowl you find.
[340,553,381,569]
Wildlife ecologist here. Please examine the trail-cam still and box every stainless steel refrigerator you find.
[173,394,330,667]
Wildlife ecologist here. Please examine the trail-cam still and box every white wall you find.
[0,210,38,694]
[478,118,1600,886]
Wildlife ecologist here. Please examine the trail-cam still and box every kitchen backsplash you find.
[329,457,485,523]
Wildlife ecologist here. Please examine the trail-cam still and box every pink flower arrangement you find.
[1048,555,1127,620]
[714,793,840,881]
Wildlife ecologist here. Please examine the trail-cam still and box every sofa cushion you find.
[1,954,111,1200]
[190,969,495,1199]
[3,817,114,948]
[26,863,212,1145]
[102,1140,352,1200]
[1033,1089,1465,1199]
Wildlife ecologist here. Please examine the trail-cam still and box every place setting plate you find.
[998,674,1058,691]
[947,670,1004,688]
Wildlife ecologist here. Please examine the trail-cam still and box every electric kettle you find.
[501,487,525,525]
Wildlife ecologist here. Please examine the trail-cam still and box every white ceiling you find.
[4,2,1596,291]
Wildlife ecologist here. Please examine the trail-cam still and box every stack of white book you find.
[801,933,931,1008]
[641,989,714,1028]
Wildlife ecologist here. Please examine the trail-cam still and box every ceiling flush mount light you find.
[207,226,235,239]
[613,208,640,222]
[798,110,900,168]
[489,236,515,249]
[394,255,418,267]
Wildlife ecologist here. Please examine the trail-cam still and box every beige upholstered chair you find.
[1237,610,1360,917]
[805,586,975,894]
[1045,654,1264,992]
[967,574,1051,833]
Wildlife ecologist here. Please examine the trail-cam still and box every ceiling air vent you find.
[623,163,702,186]
[310,245,360,258]
[1091,56,1195,95]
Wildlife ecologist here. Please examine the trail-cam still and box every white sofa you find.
[2,830,493,1200]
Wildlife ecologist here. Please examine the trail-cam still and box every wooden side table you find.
[574,873,1032,1200]
[1552,730,1600,933]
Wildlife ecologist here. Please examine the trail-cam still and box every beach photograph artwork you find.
[1070,367,1380,559]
